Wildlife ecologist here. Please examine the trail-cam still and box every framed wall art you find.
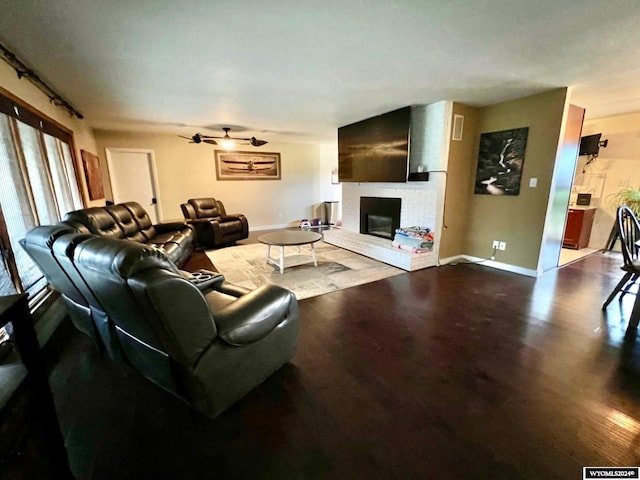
[474,127,529,196]
[214,151,281,181]
[80,149,105,200]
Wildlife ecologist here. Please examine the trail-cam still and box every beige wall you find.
[464,88,569,271]
[576,112,640,249]
[0,61,101,207]
[440,103,479,259]
[93,130,325,228]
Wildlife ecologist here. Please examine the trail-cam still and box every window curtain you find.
[0,115,38,295]
[0,111,82,298]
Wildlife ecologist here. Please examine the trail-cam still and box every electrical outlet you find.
[498,241,506,251]
[492,240,499,249]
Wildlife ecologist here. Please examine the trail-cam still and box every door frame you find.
[104,148,163,221]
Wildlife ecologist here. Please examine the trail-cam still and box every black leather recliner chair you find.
[180,197,249,249]
[72,235,299,418]
[22,225,299,419]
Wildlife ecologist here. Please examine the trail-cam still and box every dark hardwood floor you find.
[39,249,640,479]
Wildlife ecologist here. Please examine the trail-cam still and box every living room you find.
[2,2,640,478]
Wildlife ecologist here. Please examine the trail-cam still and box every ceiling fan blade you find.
[250,137,268,147]
[203,139,218,145]
[179,134,200,144]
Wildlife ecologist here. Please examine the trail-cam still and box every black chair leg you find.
[602,272,633,310]
[629,293,640,329]
[620,274,639,300]
[604,220,619,251]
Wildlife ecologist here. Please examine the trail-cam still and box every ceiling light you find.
[220,128,235,149]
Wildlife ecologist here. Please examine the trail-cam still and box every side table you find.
[0,294,73,479]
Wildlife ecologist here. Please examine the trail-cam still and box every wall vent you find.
[452,114,464,141]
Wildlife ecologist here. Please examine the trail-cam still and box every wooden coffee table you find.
[258,231,322,274]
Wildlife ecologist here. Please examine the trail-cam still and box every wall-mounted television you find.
[338,106,410,183]
[579,133,602,156]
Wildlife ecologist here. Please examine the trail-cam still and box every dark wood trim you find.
[0,85,73,143]
[0,204,23,293]
[0,85,84,209]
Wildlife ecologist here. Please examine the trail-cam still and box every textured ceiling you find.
[1,0,639,144]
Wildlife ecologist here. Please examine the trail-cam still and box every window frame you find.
[0,85,84,308]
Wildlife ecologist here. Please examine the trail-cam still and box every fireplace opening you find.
[360,197,401,239]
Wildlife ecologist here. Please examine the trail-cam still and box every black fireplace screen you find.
[360,197,401,239]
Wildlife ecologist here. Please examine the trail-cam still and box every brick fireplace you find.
[323,182,441,271]
[322,101,448,271]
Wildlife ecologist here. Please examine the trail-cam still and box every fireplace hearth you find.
[360,197,401,239]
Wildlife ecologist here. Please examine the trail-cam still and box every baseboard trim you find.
[250,223,298,231]
[439,255,538,277]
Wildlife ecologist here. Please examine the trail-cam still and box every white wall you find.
[578,112,640,249]
[319,143,342,222]
[94,130,328,229]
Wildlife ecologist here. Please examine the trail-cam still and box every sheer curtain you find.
[0,115,39,295]
[0,264,16,296]
[0,112,82,299]
[44,134,82,216]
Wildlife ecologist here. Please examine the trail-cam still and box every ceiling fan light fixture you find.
[180,127,267,147]
[220,127,235,149]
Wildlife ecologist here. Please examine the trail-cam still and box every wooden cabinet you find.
[563,208,596,249]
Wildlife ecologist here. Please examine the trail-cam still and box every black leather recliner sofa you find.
[180,197,249,249]
[21,224,299,419]
[65,201,195,267]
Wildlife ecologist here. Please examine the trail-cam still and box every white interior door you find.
[105,148,162,223]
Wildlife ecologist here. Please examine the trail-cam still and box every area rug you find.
[206,241,405,299]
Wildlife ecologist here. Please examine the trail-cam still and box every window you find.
[0,90,83,303]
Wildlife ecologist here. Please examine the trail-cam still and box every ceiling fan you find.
[179,128,268,147]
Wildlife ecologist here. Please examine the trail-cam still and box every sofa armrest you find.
[214,284,295,346]
[218,214,249,238]
[185,218,217,249]
[188,218,220,225]
[214,281,251,297]
[154,221,191,233]
[179,269,225,291]
[220,214,244,222]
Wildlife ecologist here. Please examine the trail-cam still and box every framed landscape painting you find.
[80,149,105,200]
[474,127,528,195]
[214,151,281,180]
